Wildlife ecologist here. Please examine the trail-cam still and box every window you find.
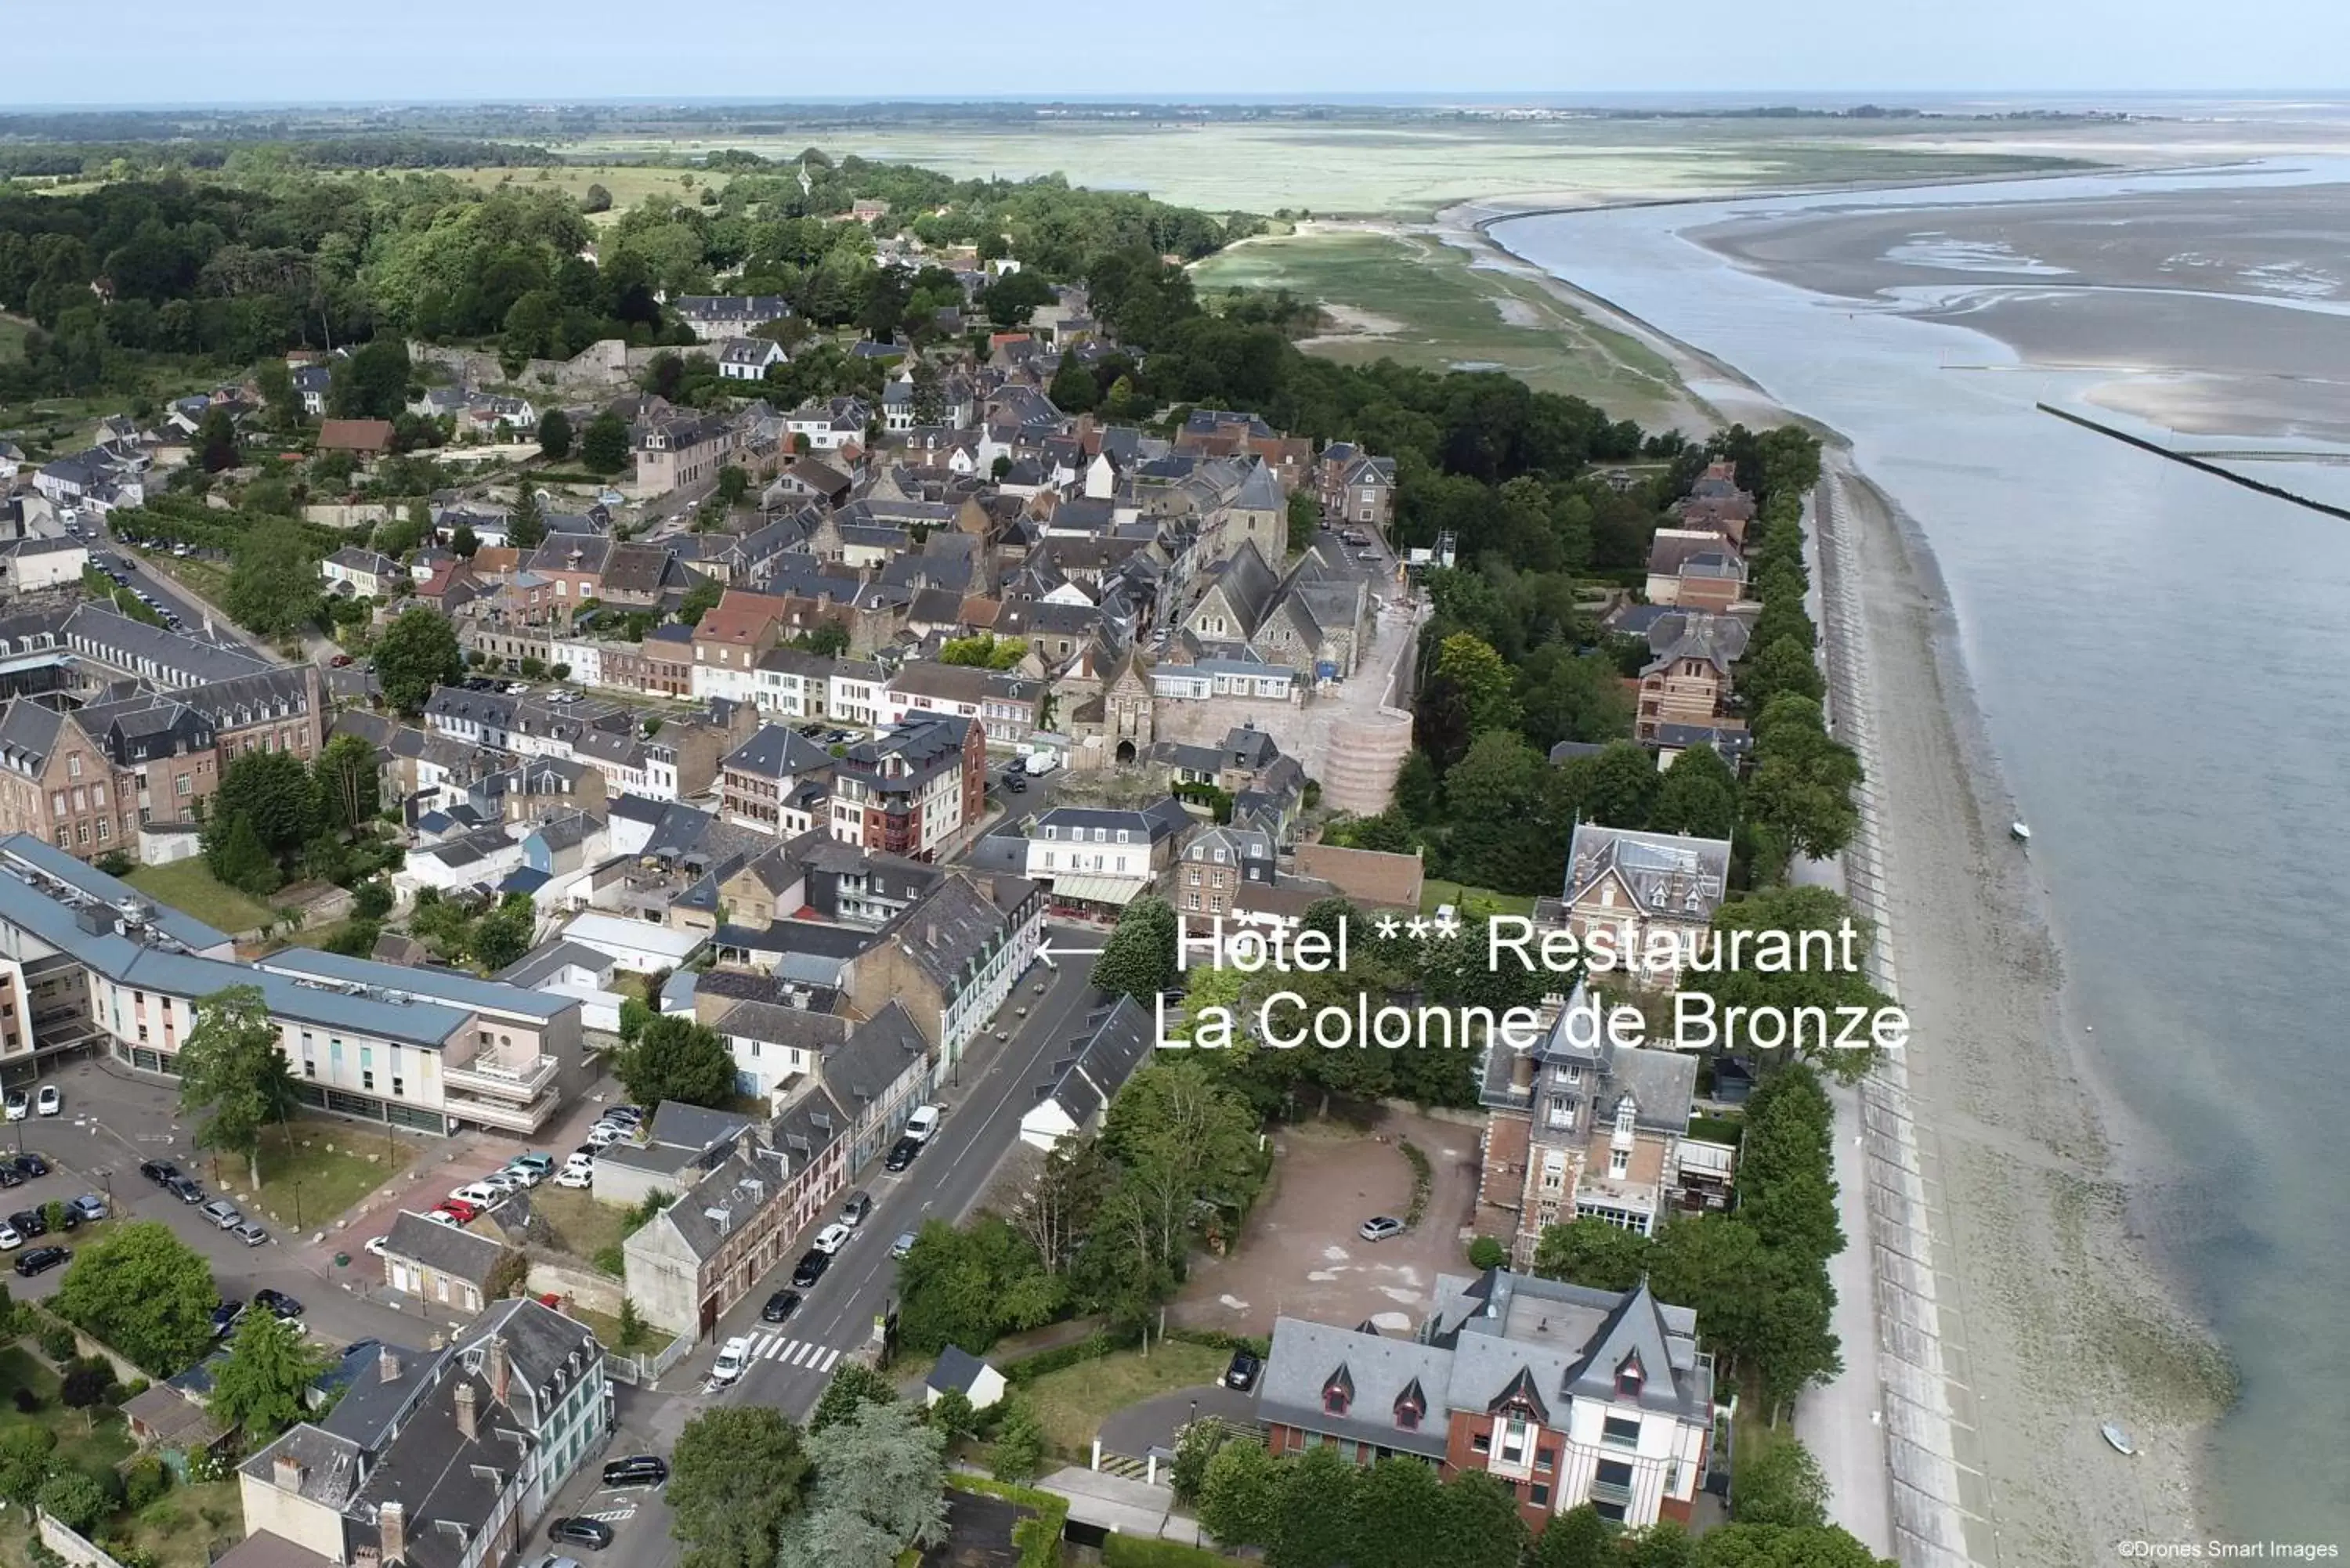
[67,754,81,779]
[176,774,192,797]
[1603,1414,1640,1447]
[1530,1483,1550,1507]
[95,819,108,842]
[392,1076,404,1097]
[304,1060,316,1078]
[1609,1147,1630,1178]
[1471,1433,1491,1454]
[362,1071,374,1091]
[1187,894,1201,912]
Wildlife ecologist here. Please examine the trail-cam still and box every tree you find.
[0,1425,58,1507]
[582,182,613,214]
[808,1361,896,1434]
[613,1014,734,1107]
[1047,352,1096,414]
[255,360,298,430]
[1272,1441,1358,1568]
[979,269,1053,328]
[60,1363,117,1419]
[329,338,411,421]
[1682,888,1887,1073]
[580,410,631,474]
[1744,696,1863,865]
[1440,1470,1532,1568]
[1531,1216,1654,1292]
[179,985,301,1188]
[908,361,946,425]
[1347,1455,1446,1568]
[213,750,320,860]
[1650,742,1740,840]
[714,464,750,508]
[1285,490,1318,556]
[1091,894,1177,1006]
[203,812,278,897]
[208,1310,327,1442]
[472,895,537,974]
[226,516,322,638]
[1531,1505,1617,1568]
[52,1221,217,1376]
[679,574,723,626]
[1195,1437,1285,1549]
[34,1471,108,1534]
[1734,1437,1830,1529]
[315,733,381,833]
[537,407,573,461]
[508,483,545,551]
[667,1406,811,1568]
[989,1395,1045,1482]
[774,1400,949,1568]
[1432,632,1520,735]
[450,522,481,558]
[1690,1524,1892,1568]
[374,606,465,717]
[197,406,240,472]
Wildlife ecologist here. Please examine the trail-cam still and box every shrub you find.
[1467,1236,1509,1271]
[38,1324,77,1364]
[13,1386,42,1413]
[591,1244,624,1277]
[1399,1138,1433,1228]
[124,1454,171,1511]
[1102,1538,1241,1568]
[1002,1331,1127,1386]
[34,1471,110,1534]
[352,879,394,919]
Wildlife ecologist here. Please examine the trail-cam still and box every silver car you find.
[232,1221,270,1247]
[199,1198,244,1230]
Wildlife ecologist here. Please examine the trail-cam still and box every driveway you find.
[1097,1384,1259,1460]
[1172,1108,1479,1335]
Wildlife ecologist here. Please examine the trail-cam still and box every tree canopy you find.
[374,606,465,717]
[613,1014,736,1108]
[178,984,302,1187]
[209,1309,328,1441]
[667,1406,811,1568]
[52,1221,217,1375]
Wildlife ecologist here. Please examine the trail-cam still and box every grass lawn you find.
[1195,228,1696,426]
[143,551,234,606]
[444,164,736,224]
[0,315,29,363]
[1419,879,1538,919]
[564,1301,678,1361]
[124,858,281,935]
[1021,1341,1230,1460]
[115,1479,245,1568]
[232,1119,414,1230]
[533,1185,631,1268]
[0,1346,138,1475]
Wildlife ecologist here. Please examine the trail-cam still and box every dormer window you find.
[1393,1376,1426,1431]
[1321,1363,1354,1417]
[1615,1356,1644,1399]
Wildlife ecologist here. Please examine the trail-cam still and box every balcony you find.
[443,1050,561,1103]
[1588,1479,1635,1508]
[443,1084,562,1134]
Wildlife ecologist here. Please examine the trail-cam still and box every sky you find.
[10,0,2348,104]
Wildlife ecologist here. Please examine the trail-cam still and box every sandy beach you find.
[1465,211,2232,1563]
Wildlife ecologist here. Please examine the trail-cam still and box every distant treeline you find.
[0,137,555,179]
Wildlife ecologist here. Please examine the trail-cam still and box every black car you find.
[1224,1349,1264,1392]
[7,1210,43,1238]
[13,1246,69,1278]
[790,1249,830,1288]
[10,1154,49,1179]
[0,1166,20,1190]
[210,1301,245,1337]
[254,1288,304,1321]
[760,1288,801,1324]
[601,1455,667,1488]
[547,1519,613,1552]
[883,1136,921,1173]
[167,1176,205,1203]
[140,1159,182,1186]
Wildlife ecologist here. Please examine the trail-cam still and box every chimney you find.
[488,1335,509,1404]
[379,1347,402,1383]
[272,1453,306,1493]
[379,1501,407,1566]
[454,1381,478,1442]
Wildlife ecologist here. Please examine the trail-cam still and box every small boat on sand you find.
[2101,1422,2134,1455]
[2010,822,2032,844]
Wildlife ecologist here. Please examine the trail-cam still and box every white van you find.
[903,1104,942,1143]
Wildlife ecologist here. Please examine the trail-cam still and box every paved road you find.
[569,932,1112,1568]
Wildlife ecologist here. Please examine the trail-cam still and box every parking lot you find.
[1170,1108,1480,1336]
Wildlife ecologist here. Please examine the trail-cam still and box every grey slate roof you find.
[380,1210,508,1288]
[824,1000,930,1108]
[1032,994,1152,1133]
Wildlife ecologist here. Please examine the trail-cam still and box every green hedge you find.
[1687,1115,1745,1147]
[1103,1537,1249,1568]
[1165,1326,1269,1358]
[1003,1331,1132,1386]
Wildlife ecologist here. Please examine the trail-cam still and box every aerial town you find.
[0,132,1892,1568]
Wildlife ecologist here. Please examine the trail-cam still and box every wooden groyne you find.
[2036,403,2350,522]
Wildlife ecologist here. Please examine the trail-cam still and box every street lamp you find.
[292,1180,304,1230]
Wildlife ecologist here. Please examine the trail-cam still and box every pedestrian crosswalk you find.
[746,1334,843,1372]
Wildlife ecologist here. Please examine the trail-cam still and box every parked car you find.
[1358,1216,1405,1243]
[13,1246,69,1277]
[233,1221,270,1246]
[838,1190,872,1227]
[139,1160,181,1186]
[0,1166,20,1189]
[891,1231,916,1260]
[210,1301,245,1337]
[67,1194,105,1223]
[199,1198,244,1230]
[508,1153,555,1179]
[7,1211,44,1239]
[601,1455,667,1488]
[902,1104,942,1143]
[546,1519,613,1552]
[554,1166,591,1190]
[884,1137,920,1173]
[812,1222,853,1255]
[790,1249,830,1288]
[1224,1349,1264,1392]
[254,1288,303,1321]
[761,1288,801,1324]
[365,1234,391,1257]
[34,1085,59,1117]
[3,1090,26,1122]
[449,1182,504,1208]
[13,1154,52,1179]
[584,1124,625,1150]
[710,1336,751,1388]
[0,1223,21,1251]
[597,1105,645,1127]
[167,1176,205,1204]
[436,1198,482,1224]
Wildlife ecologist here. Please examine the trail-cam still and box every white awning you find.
[1047,875,1151,908]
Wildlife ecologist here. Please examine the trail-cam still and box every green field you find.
[553,119,2100,219]
[125,858,281,935]
[444,164,737,222]
[1021,1340,1230,1459]
[1194,227,1692,427]
[0,315,29,363]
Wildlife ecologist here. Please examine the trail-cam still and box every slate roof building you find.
[1256,1270,1715,1534]
[1016,994,1152,1151]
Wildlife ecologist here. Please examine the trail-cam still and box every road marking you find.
[751,1334,776,1359]
[788,1340,817,1366]
[813,1348,840,1373]
[584,1508,635,1523]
